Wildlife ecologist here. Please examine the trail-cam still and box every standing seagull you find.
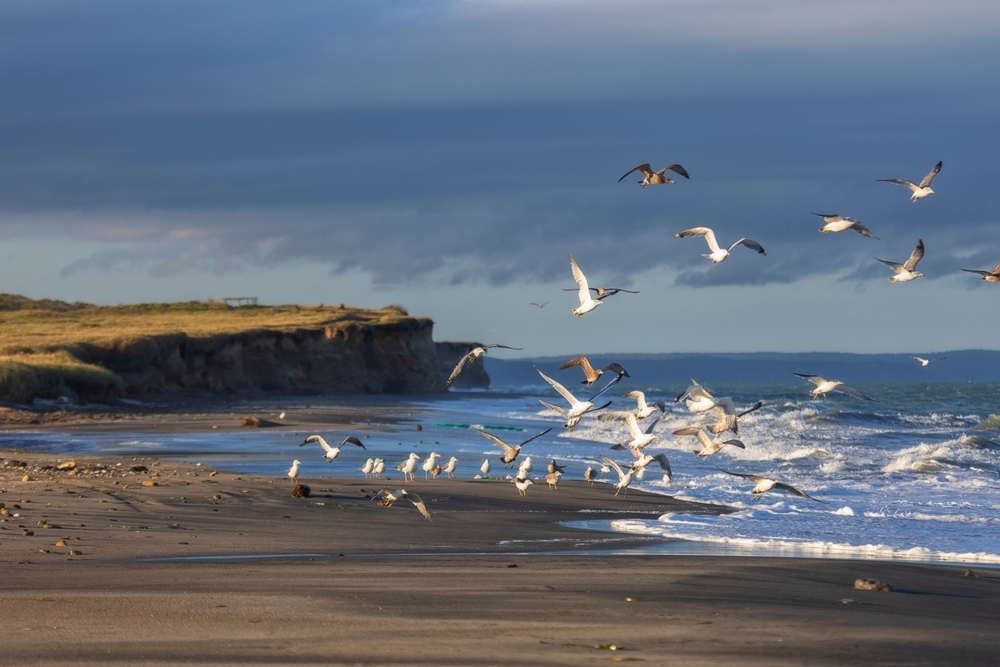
[878,161,942,202]
[584,466,597,484]
[480,459,492,479]
[445,343,523,389]
[599,454,635,498]
[422,452,442,479]
[396,453,421,482]
[675,227,766,264]
[961,262,1000,282]
[877,239,925,283]
[559,356,630,388]
[720,470,822,502]
[673,427,746,458]
[442,457,458,479]
[512,477,534,496]
[812,213,878,239]
[911,356,945,367]
[287,460,301,484]
[300,435,366,462]
[473,426,552,468]
[569,254,605,317]
[790,372,873,401]
[618,163,690,187]
[360,458,375,478]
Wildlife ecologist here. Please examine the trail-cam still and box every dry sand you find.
[2,433,1000,664]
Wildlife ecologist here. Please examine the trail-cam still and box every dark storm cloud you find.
[1,1,999,288]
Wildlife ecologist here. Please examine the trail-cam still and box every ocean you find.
[5,381,1000,564]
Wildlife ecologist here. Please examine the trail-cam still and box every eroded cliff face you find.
[71,318,456,397]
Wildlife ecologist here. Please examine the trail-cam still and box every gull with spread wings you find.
[878,161,942,202]
[720,470,822,502]
[623,390,667,419]
[473,426,553,468]
[962,261,1000,282]
[559,355,630,388]
[444,343,523,389]
[372,488,432,520]
[599,412,660,451]
[618,163,690,187]
[675,379,716,413]
[599,454,636,497]
[877,239,925,283]
[673,426,746,458]
[569,254,604,317]
[812,213,878,239]
[299,435,366,461]
[675,227,766,264]
[536,368,613,429]
[706,398,764,435]
[791,372,873,401]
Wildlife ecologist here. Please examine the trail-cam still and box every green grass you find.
[0,350,124,403]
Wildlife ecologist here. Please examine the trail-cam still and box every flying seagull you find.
[720,469,822,502]
[473,426,553,467]
[629,451,673,484]
[618,163,690,187]
[536,368,613,429]
[911,356,945,367]
[561,286,640,299]
[599,412,659,451]
[878,161,942,202]
[812,213,878,239]
[961,262,1000,282]
[675,379,716,413]
[707,398,764,435]
[569,254,604,317]
[790,372,873,401]
[673,427,746,458]
[876,239,925,283]
[675,227,766,263]
[373,488,432,520]
[529,302,550,310]
[445,343,523,389]
[559,356,630,388]
[599,454,635,497]
[623,390,667,419]
[300,435,366,461]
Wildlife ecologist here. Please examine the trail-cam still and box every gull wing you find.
[719,469,764,482]
[962,269,991,277]
[878,178,919,193]
[472,427,515,457]
[992,262,1000,275]
[444,354,472,389]
[812,213,849,223]
[903,239,925,271]
[301,435,334,454]
[618,163,652,182]
[722,439,746,449]
[653,454,672,477]
[790,371,826,387]
[673,426,713,449]
[516,427,553,448]
[643,417,660,435]
[599,454,628,482]
[773,482,822,502]
[582,400,613,415]
[876,258,905,273]
[569,254,591,305]
[589,373,624,401]
[850,222,878,239]
[665,164,690,179]
[730,238,766,255]
[402,491,432,520]
[676,227,720,254]
[483,344,523,350]
[833,384,874,401]
[529,302,549,309]
[597,411,638,421]
[537,399,568,415]
[537,368,579,406]
[560,355,597,378]
[676,379,713,403]
[603,362,630,378]
[340,436,367,450]
[624,413,643,440]
[919,161,942,188]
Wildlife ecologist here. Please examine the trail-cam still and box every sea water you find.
[5,382,1000,564]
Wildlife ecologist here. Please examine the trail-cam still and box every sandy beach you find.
[2,433,1000,665]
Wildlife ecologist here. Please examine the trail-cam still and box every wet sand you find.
[2,445,1000,664]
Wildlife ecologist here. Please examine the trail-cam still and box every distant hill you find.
[484,350,1000,388]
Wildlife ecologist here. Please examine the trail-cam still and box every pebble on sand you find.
[291,484,311,498]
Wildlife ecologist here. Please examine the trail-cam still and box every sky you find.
[2,0,999,356]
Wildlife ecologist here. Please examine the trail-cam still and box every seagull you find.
[473,426,553,467]
[961,262,1000,282]
[650,454,673,484]
[360,458,375,478]
[675,379,716,412]
[512,477,534,496]
[396,453,421,482]
[422,452,442,479]
[599,454,635,497]
[536,369,612,429]
[445,344,524,389]
[877,239,925,283]
[812,213,878,239]
[720,470,822,502]
[518,456,534,477]
[373,488,432,520]
[672,427,746,458]
[480,459,492,479]
[911,356,945,367]
[584,466,596,484]
[530,302,550,310]
[278,411,286,420]
[287,460,301,484]
[618,163,690,187]
[372,458,385,479]
[675,227,766,263]
[707,398,764,435]
[561,286,639,299]
[569,254,605,317]
[599,412,659,450]
[544,471,562,489]
[547,459,566,474]
[790,372,873,401]
[878,161,942,202]
[299,435,366,462]
[622,391,667,419]
[559,356,630,388]
[442,457,458,479]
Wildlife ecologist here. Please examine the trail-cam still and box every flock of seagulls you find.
[287,158,989,519]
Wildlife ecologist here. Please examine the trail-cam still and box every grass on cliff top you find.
[0,294,421,354]
[0,350,124,403]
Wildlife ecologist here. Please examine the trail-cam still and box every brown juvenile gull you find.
[445,344,523,389]
[876,239,925,283]
[300,435,366,462]
[544,471,562,490]
[673,427,746,458]
[618,163,690,187]
[373,488,432,520]
[791,372,873,401]
[559,356,630,388]
[473,426,553,467]
[675,227,766,263]
[878,161,942,202]
[547,459,566,474]
[961,261,1000,282]
[812,213,878,239]
[720,469,822,502]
